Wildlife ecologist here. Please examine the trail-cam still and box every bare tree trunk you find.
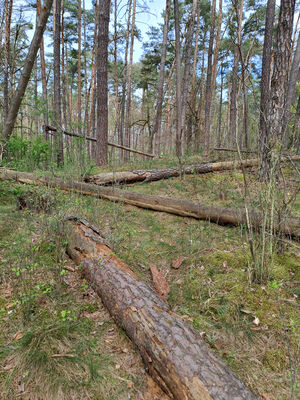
[181,0,197,153]
[37,0,49,140]
[259,0,276,177]
[96,0,110,165]
[3,0,53,141]
[150,0,170,156]
[174,0,182,157]
[3,0,13,127]
[217,66,224,147]
[186,1,201,150]
[61,3,68,130]
[263,0,296,178]
[53,0,64,166]
[283,32,300,145]
[113,0,121,160]
[228,27,239,146]
[119,0,132,162]
[77,0,82,136]
[203,0,216,156]
[83,0,88,138]
[124,0,137,162]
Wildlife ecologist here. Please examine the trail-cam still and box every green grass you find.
[0,161,299,399]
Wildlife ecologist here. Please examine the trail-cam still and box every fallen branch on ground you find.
[1,169,299,238]
[65,216,258,400]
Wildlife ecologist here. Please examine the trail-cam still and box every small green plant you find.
[60,310,77,322]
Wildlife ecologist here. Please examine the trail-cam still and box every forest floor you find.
[0,153,299,399]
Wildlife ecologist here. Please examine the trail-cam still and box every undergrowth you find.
[0,163,299,399]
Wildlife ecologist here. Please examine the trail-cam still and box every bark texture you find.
[65,216,258,400]
[259,0,276,177]
[1,167,300,237]
[96,0,110,165]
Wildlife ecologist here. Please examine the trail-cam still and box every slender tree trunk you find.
[150,0,170,156]
[77,0,82,135]
[37,0,49,140]
[259,0,276,177]
[187,1,201,150]
[119,0,132,162]
[203,0,216,156]
[174,0,182,157]
[96,0,110,165]
[3,0,53,141]
[124,0,136,162]
[61,3,68,129]
[113,0,121,160]
[217,66,224,147]
[83,0,88,137]
[195,29,208,150]
[228,6,240,147]
[283,32,300,145]
[53,0,64,166]
[181,0,197,153]
[3,0,13,127]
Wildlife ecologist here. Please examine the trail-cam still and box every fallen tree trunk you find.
[1,169,299,238]
[66,216,257,400]
[214,147,257,154]
[85,156,300,185]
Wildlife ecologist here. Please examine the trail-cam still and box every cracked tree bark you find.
[65,216,258,400]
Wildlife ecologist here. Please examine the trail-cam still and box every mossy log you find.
[85,156,300,185]
[65,216,258,400]
[1,169,299,238]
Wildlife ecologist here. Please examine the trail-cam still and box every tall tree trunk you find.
[262,0,296,178]
[203,0,216,156]
[150,0,170,155]
[3,0,53,141]
[3,0,13,127]
[119,0,132,162]
[174,0,182,157]
[83,0,88,137]
[124,0,137,162]
[181,0,197,153]
[228,6,240,147]
[195,29,208,150]
[234,0,244,148]
[53,0,64,166]
[217,66,224,147]
[283,32,300,145]
[259,0,276,177]
[77,0,82,135]
[113,0,121,160]
[186,1,201,150]
[61,3,68,129]
[96,0,110,165]
[37,0,49,140]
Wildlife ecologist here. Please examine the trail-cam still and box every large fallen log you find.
[1,169,299,238]
[66,216,258,400]
[85,156,300,185]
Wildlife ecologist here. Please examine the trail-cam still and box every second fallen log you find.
[66,217,257,400]
[0,169,299,238]
[85,156,300,185]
